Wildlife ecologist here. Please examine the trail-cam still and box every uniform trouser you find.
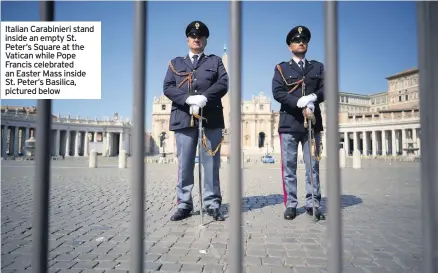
[175,127,222,211]
[279,132,321,209]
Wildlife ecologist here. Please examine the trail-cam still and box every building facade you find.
[1,107,132,158]
[151,48,421,158]
[3,52,419,160]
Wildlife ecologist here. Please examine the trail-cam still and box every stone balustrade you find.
[1,112,132,126]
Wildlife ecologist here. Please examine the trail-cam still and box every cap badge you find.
[298,27,302,34]
[195,22,200,29]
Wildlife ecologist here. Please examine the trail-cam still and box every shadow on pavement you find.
[219,194,363,216]
[193,194,362,224]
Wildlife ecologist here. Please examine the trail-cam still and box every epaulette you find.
[206,53,219,60]
[309,60,322,65]
[276,61,288,71]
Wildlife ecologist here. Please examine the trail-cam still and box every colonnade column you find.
[371,131,377,156]
[84,131,89,156]
[55,130,60,156]
[391,130,397,156]
[362,131,368,155]
[65,130,70,157]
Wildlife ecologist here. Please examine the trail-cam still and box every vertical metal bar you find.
[417,2,438,273]
[32,2,54,273]
[229,1,243,273]
[324,2,342,273]
[131,1,146,273]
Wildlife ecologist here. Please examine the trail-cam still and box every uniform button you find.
[194,79,197,81]
[195,90,198,93]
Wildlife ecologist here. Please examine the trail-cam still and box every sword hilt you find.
[193,113,207,122]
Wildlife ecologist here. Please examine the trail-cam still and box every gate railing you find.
[30,1,437,273]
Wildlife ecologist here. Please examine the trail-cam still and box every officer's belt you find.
[276,64,304,93]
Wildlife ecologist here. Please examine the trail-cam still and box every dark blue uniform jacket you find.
[272,59,325,134]
[163,54,229,131]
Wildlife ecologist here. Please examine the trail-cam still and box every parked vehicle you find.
[262,155,275,164]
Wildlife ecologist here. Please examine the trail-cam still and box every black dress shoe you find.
[206,208,225,221]
[305,207,326,220]
[170,208,192,221]
[284,207,297,220]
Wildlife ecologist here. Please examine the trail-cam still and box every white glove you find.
[193,95,207,108]
[297,94,317,108]
[185,96,196,105]
[306,102,315,112]
[189,105,200,115]
[185,95,207,108]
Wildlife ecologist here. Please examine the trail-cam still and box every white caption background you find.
[1,21,101,99]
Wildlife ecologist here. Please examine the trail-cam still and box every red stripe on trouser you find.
[176,162,179,204]
[279,133,287,206]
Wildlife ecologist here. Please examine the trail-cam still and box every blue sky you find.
[1,1,418,131]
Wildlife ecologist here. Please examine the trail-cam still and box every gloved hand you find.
[297,93,317,108]
[185,96,196,105]
[306,102,315,112]
[185,95,207,108]
[189,105,200,115]
[192,95,207,108]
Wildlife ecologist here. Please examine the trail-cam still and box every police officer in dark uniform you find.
[272,25,326,221]
[163,21,228,221]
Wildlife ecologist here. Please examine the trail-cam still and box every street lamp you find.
[159,132,166,157]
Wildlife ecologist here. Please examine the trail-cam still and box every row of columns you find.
[1,125,34,157]
[1,125,128,157]
[341,127,420,156]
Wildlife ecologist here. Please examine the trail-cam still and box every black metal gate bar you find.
[324,2,342,273]
[229,1,243,273]
[32,2,54,273]
[417,2,438,273]
[130,1,147,273]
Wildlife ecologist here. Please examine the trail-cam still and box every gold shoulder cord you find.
[168,61,224,156]
[275,64,323,161]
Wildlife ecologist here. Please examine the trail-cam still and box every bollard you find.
[89,149,97,168]
[352,150,361,169]
[119,149,128,168]
[339,148,346,168]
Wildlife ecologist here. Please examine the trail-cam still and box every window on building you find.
[399,96,402,102]
[259,104,264,111]
[161,104,166,110]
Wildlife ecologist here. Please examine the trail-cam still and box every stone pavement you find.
[1,158,422,273]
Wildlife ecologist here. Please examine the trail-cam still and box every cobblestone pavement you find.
[1,158,422,273]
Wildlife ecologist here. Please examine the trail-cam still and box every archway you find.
[258,132,266,148]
